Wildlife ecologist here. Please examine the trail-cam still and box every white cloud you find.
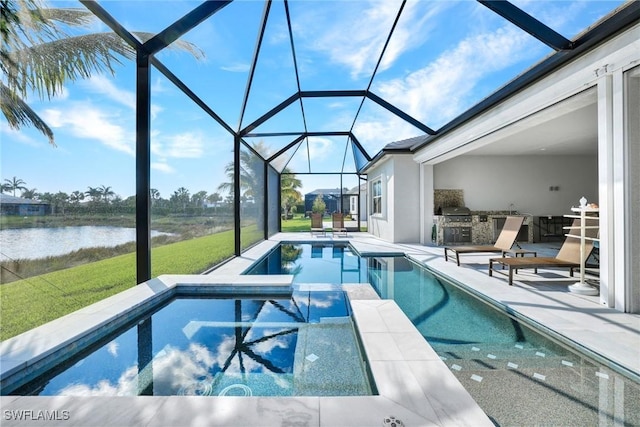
[0,122,46,147]
[151,77,168,94]
[221,63,250,73]
[82,75,162,119]
[292,1,442,80]
[353,115,418,154]
[151,131,205,159]
[378,1,446,71]
[307,136,333,160]
[83,75,135,110]
[374,24,532,129]
[106,341,119,357]
[152,162,176,174]
[41,104,135,156]
[293,1,403,79]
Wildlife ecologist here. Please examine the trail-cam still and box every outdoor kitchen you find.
[433,190,533,246]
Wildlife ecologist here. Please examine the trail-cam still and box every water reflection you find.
[0,226,170,260]
[14,290,370,397]
[246,243,365,284]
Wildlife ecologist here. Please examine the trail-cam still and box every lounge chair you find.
[444,216,525,266]
[332,213,347,237]
[489,218,599,286]
[310,213,325,236]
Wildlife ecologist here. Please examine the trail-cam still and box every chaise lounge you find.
[310,213,325,236]
[489,218,599,286]
[332,213,347,237]
[444,216,525,266]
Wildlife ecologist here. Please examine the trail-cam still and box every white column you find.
[611,69,626,311]
[624,66,640,313]
[597,74,614,308]
[419,163,435,245]
[599,64,639,312]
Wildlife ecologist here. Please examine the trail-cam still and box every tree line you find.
[2,169,303,217]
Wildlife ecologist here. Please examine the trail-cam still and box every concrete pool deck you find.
[1,232,638,426]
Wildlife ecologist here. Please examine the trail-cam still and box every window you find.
[372,178,382,215]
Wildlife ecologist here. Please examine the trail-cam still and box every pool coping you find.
[0,273,492,426]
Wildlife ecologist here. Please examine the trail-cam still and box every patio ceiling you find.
[83,0,636,174]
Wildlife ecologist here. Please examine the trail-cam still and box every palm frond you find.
[0,81,55,145]
[1,1,205,143]
[5,32,130,98]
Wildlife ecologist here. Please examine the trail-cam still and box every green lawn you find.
[280,214,314,232]
[0,226,261,341]
[280,214,367,232]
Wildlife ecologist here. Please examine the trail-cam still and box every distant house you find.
[304,188,350,215]
[0,194,49,216]
[347,183,367,221]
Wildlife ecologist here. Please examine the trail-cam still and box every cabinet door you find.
[460,227,472,243]
[443,227,456,243]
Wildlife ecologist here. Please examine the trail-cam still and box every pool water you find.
[245,243,367,284]
[12,288,373,397]
[247,243,640,426]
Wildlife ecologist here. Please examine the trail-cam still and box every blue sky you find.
[0,0,622,199]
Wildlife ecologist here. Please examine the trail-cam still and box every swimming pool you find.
[245,242,367,283]
[247,242,640,426]
[8,287,373,397]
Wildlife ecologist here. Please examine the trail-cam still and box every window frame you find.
[371,176,383,216]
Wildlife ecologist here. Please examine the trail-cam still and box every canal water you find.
[0,226,170,260]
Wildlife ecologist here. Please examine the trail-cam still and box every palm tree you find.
[1,0,204,144]
[170,187,190,213]
[84,186,101,203]
[69,190,84,205]
[53,191,68,215]
[207,192,222,212]
[281,168,302,219]
[98,185,115,204]
[191,190,208,210]
[150,188,160,207]
[218,141,269,207]
[20,187,38,199]
[2,176,27,196]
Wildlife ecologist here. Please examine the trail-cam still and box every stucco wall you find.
[367,156,420,243]
[392,156,420,242]
[433,155,598,216]
[367,158,394,242]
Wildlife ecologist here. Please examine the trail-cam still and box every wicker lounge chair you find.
[310,213,325,236]
[332,213,347,237]
[489,218,599,286]
[444,216,525,266]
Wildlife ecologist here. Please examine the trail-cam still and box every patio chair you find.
[489,218,599,286]
[444,216,525,266]
[332,213,347,237]
[310,213,325,236]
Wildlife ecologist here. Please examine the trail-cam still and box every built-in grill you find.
[441,206,472,223]
[441,206,472,243]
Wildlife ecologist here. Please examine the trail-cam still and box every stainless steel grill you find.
[441,206,472,223]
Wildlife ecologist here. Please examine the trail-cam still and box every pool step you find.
[435,343,586,371]
[292,317,371,396]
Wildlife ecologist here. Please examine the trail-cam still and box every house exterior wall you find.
[393,156,420,242]
[367,155,420,243]
[367,158,394,241]
[433,155,598,216]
